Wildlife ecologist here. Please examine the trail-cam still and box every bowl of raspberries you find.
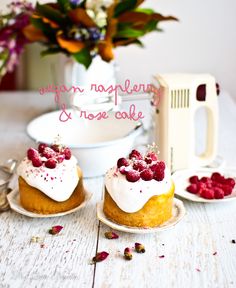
[173,168,236,203]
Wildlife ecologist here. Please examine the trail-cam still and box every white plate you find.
[172,167,236,203]
[96,198,186,234]
[7,188,92,218]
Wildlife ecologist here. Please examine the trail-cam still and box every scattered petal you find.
[49,225,63,235]
[135,243,145,253]
[213,252,217,256]
[104,231,119,239]
[40,243,45,248]
[159,255,165,258]
[124,247,132,260]
[231,239,236,244]
[196,268,201,272]
[92,251,109,263]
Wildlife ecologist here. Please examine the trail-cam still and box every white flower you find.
[87,9,107,27]
[86,0,114,13]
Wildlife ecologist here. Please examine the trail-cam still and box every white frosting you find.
[17,156,79,202]
[105,166,172,213]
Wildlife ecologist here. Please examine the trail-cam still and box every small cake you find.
[17,143,85,214]
[103,148,174,227]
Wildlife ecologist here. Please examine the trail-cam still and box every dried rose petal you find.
[124,247,132,260]
[213,252,217,256]
[49,225,63,235]
[92,251,109,263]
[232,239,236,244]
[196,268,201,272]
[135,243,145,253]
[104,231,119,239]
[158,255,165,258]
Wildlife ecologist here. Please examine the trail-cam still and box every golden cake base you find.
[103,183,175,228]
[18,167,85,214]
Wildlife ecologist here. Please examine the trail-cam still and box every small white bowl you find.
[27,110,143,177]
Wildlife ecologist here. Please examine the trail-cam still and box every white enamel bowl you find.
[27,110,143,177]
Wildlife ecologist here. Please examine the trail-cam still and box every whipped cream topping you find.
[17,156,79,202]
[105,166,173,213]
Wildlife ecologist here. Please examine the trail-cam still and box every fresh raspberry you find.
[214,187,224,199]
[51,144,60,152]
[117,157,129,168]
[199,188,214,199]
[144,157,152,164]
[224,178,235,188]
[63,147,71,160]
[206,182,213,189]
[189,175,199,184]
[186,184,198,194]
[38,143,48,153]
[218,175,225,183]
[126,170,140,182]
[157,161,165,170]
[42,147,56,159]
[197,182,207,190]
[129,150,142,160]
[45,158,57,169]
[119,166,129,175]
[222,185,233,196]
[140,169,153,181]
[146,151,158,161]
[150,161,165,173]
[32,157,43,167]
[211,172,222,182]
[57,154,65,163]
[153,170,165,181]
[27,148,39,160]
[200,176,211,183]
[133,160,147,172]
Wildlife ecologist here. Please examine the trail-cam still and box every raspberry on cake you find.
[103,148,175,228]
[17,143,85,214]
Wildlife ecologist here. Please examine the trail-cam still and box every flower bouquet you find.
[0,0,177,77]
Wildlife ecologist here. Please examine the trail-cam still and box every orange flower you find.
[56,31,84,53]
[23,24,47,42]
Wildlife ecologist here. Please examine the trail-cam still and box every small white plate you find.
[172,167,236,203]
[7,188,92,218]
[96,198,186,234]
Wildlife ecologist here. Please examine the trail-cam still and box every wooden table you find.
[0,91,236,288]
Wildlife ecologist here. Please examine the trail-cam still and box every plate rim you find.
[96,198,186,234]
[172,167,236,203]
[7,187,92,218]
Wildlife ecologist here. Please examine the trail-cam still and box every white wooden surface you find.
[0,91,236,288]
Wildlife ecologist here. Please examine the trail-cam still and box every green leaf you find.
[135,8,154,15]
[115,27,145,38]
[36,3,65,25]
[114,0,137,17]
[41,47,62,57]
[132,39,144,47]
[31,17,49,31]
[144,20,158,32]
[73,49,92,69]
[58,0,71,13]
